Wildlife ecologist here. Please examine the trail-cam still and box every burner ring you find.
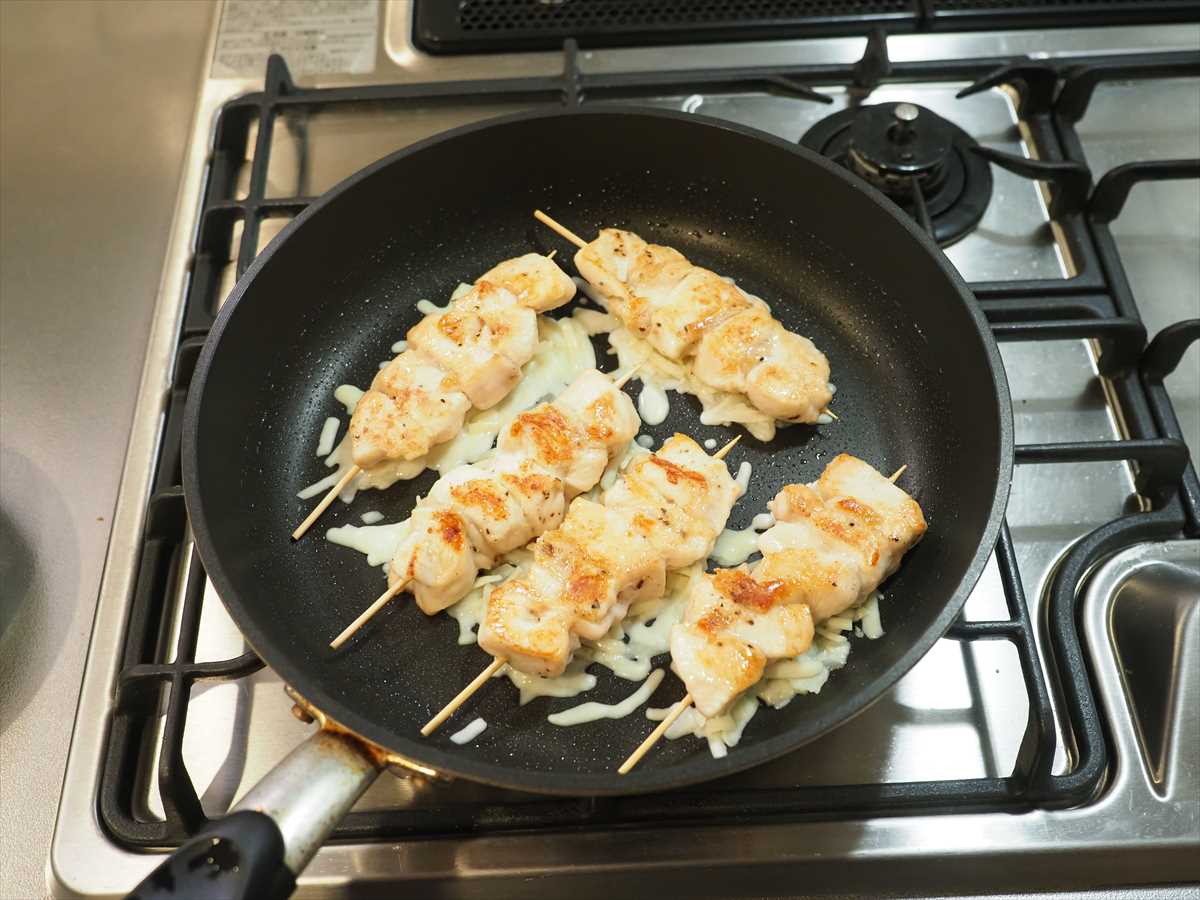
[799,104,994,247]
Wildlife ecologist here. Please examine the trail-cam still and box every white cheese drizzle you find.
[315,417,340,457]
[547,669,665,727]
[450,717,487,745]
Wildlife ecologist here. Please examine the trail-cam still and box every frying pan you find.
[135,108,1011,899]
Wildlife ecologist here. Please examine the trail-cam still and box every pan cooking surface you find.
[184,109,1010,794]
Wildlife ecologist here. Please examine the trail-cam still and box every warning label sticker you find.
[212,0,378,78]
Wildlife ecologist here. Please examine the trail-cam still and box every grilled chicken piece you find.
[478,434,739,677]
[551,500,668,639]
[478,253,578,313]
[348,255,576,470]
[575,230,729,354]
[650,268,754,360]
[498,368,641,498]
[477,578,577,677]
[670,568,815,718]
[386,369,637,615]
[669,621,766,720]
[388,508,480,617]
[407,281,537,410]
[574,228,647,297]
[670,454,925,717]
[604,434,742,569]
[687,569,814,658]
[484,499,672,675]
[351,355,472,468]
[424,461,563,563]
[763,453,926,617]
[574,228,833,425]
[693,307,832,422]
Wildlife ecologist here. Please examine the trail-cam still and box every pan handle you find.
[126,728,383,900]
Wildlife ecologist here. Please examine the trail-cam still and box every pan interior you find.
[187,110,1007,794]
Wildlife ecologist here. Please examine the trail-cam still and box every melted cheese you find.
[734,461,751,496]
[607,325,779,441]
[505,656,598,705]
[316,417,340,457]
[547,669,664,726]
[637,382,670,425]
[710,526,761,568]
[334,384,363,414]
[450,717,487,744]
[709,509,775,568]
[325,520,411,568]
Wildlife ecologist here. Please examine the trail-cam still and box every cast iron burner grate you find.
[800,101,993,245]
[97,36,1200,849]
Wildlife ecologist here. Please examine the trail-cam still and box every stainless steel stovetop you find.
[51,5,1200,897]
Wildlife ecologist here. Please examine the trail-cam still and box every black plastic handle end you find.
[126,810,295,900]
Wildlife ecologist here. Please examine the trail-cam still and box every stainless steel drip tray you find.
[1088,541,1199,802]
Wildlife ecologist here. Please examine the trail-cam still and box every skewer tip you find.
[613,362,644,389]
[889,464,908,483]
[713,435,741,460]
[532,209,588,249]
[618,693,694,774]
[421,656,507,736]
[292,464,361,540]
[329,581,404,650]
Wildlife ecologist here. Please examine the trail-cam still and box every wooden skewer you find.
[618,693,694,775]
[330,581,403,649]
[293,465,361,540]
[620,459,908,771]
[422,657,506,736]
[534,209,587,249]
[421,433,742,737]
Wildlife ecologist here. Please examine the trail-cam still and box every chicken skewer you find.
[329,367,640,649]
[619,456,924,773]
[422,433,742,736]
[533,210,835,427]
[293,253,578,540]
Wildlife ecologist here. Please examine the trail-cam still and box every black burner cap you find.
[799,102,993,247]
[849,102,953,183]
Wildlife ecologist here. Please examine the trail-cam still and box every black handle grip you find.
[126,810,296,900]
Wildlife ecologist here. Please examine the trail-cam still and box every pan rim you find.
[182,105,1013,796]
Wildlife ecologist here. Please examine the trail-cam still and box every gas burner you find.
[800,102,993,247]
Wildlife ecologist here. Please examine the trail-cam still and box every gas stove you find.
[51,4,1199,897]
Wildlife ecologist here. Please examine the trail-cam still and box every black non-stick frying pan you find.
[135,108,1011,899]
